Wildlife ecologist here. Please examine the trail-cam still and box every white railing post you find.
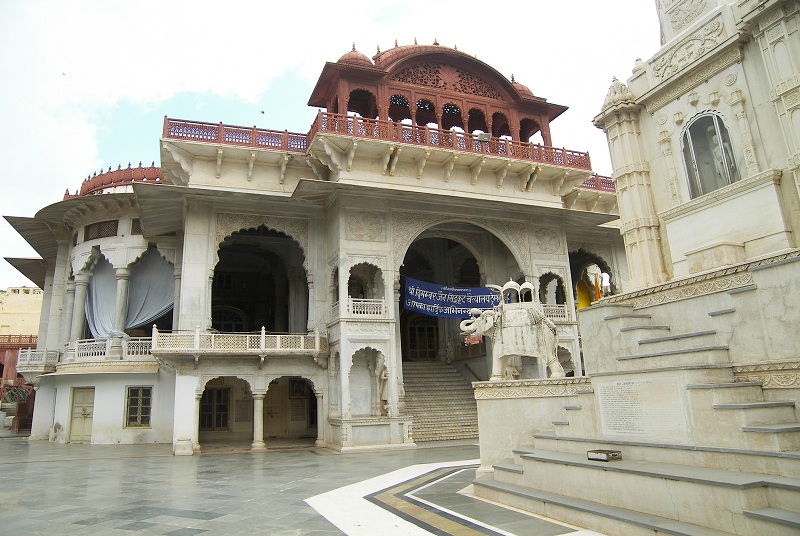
[260,326,265,352]
[152,325,158,351]
[194,326,200,351]
[314,329,320,351]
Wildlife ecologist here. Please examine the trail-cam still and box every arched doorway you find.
[198,376,252,449]
[264,377,317,445]
[213,226,308,333]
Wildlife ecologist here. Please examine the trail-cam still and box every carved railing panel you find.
[151,327,326,357]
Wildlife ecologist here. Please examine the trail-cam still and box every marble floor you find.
[0,433,603,535]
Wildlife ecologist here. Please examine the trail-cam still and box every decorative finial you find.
[376,44,380,53]
[352,42,356,52]
[433,38,439,45]
[414,37,417,45]
[395,39,398,47]
[511,74,515,83]
[454,44,457,50]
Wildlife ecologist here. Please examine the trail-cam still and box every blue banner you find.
[403,277,500,318]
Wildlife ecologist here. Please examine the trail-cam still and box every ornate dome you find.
[338,44,373,67]
[511,75,533,99]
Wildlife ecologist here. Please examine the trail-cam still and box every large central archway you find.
[213,226,308,333]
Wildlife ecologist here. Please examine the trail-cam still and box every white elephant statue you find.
[460,282,565,381]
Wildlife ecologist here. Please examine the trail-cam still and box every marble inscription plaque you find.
[596,376,688,441]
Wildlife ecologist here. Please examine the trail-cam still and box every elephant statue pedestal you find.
[460,288,564,381]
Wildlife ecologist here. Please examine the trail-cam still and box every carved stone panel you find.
[532,227,562,254]
[345,211,386,242]
[652,15,727,81]
[216,213,309,268]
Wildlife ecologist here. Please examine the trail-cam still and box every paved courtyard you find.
[0,432,601,535]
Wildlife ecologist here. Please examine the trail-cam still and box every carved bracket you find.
[416,150,431,179]
[216,148,223,179]
[495,160,511,188]
[389,147,402,176]
[279,153,290,184]
[381,145,395,175]
[470,157,486,185]
[247,152,256,181]
[443,153,457,182]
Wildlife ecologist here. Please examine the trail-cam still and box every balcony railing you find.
[160,113,593,173]
[16,349,59,373]
[0,335,37,347]
[309,112,592,171]
[542,304,570,321]
[348,297,386,317]
[163,117,308,152]
[151,326,327,356]
[61,337,153,363]
[579,174,615,192]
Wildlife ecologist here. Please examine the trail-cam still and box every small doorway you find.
[69,387,94,442]
[265,380,288,437]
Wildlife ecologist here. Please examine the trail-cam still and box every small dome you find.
[338,44,373,67]
[512,80,533,99]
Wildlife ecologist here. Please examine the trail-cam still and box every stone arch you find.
[492,111,511,138]
[391,211,534,277]
[442,102,464,130]
[347,346,387,417]
[557,346,575,376]
[215,213,309,272]
[468,108,488,134]
[388,94,412,122]
[347,262,385,300]
[569,248,615,297]
[415,98,437,127]
[539,272,566,305]
[214,225,308,333]
[347,88,378,118]
[520,117,541,142]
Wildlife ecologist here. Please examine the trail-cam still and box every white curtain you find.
[85,249,174,338]
[86,258,116,338]
[126,249,174,329]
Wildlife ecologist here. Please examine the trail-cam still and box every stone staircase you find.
[402,361,478,443]
[473,299,800,534]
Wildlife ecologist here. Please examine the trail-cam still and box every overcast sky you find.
[0,0,661,289]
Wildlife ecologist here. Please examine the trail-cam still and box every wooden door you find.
[264,384,288,437]
[69,388,94,442]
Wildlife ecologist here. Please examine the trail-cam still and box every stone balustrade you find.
[151,326,328,357]
[61,337,154,363]
[542,303,570,321]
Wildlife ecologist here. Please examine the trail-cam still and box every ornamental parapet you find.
[61,337,154,363]
[64,162,161,199]
[16,348,59,386]
[151,327,329,366]
[473,377,592,399]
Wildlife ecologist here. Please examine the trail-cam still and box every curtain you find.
[85,258,116,338]
[126,249,174,329]
[85,249,174,338]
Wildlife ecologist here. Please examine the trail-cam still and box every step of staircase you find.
[489,447,800,535]
[403,361,478,443]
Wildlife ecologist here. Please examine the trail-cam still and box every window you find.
[84,219,119,241]
[682,114,740,198]
[126,387,152,427]
[130,218,143,235]
[200,388,230,430]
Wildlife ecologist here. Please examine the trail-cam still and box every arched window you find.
[682,114,740,198]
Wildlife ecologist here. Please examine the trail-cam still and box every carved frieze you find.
[645,47,742,114]
[734,361,800,388]
[653,16,726,81]
[532,227,562,254]
[216,213,309,267]
[391,63,503,100]
[668,0,707,31]
[473,378,592,399]
[346,211,386,242]
[391,211,532,275]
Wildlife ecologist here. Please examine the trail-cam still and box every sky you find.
[0,0,662,290]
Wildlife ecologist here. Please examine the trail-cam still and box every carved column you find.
[172,267,181,328]
[729,89,761,177]
[113,268,131,332]
[70,273,91,341]
[540,119,553,147]
[59,280,76,348]
[392,277,404,416]
[341,352,351,419]
[594,80,668,289]
[315,390,324,447]
[193,391,202,453]
[251,391,266,452]
[657,131,682,204]
[109,267,131,359]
